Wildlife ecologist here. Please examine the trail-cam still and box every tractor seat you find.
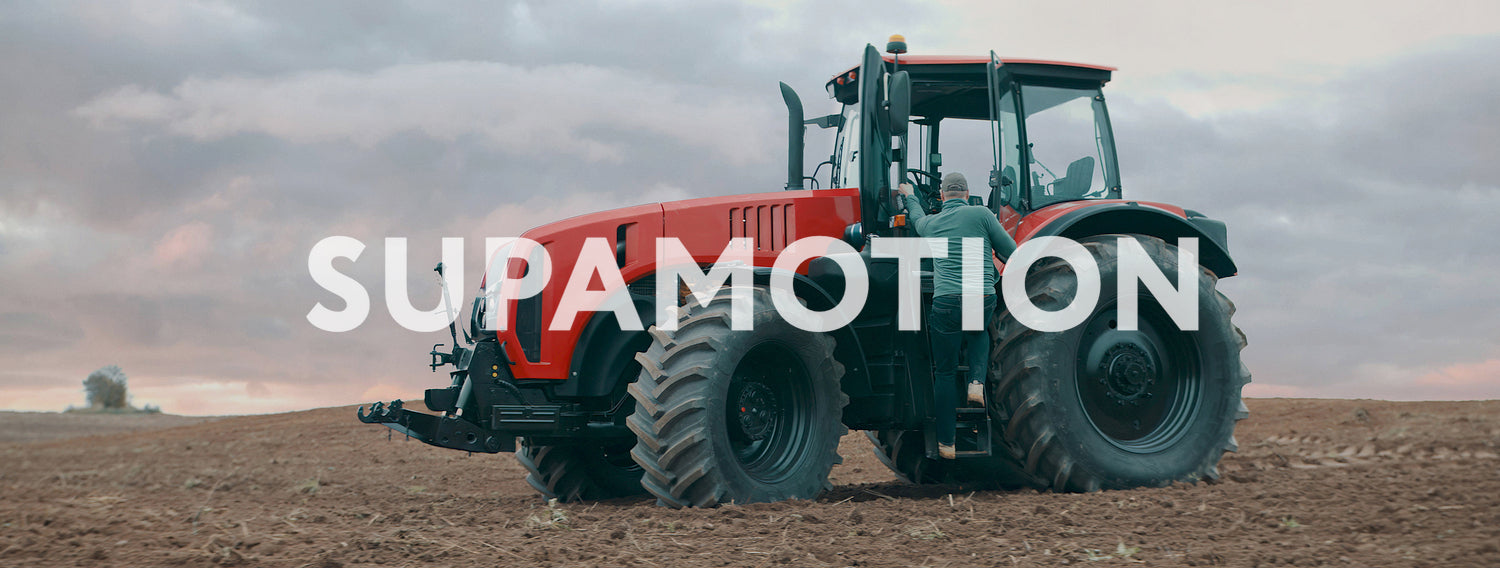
[1051,156,1095,198]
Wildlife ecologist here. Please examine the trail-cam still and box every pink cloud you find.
[360,384,419,402]
[1418,359,1500,390]
[152,221,214,268]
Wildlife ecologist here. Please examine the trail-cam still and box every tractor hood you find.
[480,187,860,380]
[498,187,861,289]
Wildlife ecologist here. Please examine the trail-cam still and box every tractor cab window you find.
[1021,86,1118,208]
[995,89,1022,210]
[831,104,861,189]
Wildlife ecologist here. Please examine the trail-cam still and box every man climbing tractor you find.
[899,174,1016,459]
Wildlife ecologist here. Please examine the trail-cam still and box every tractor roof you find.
[826,54,1115,120]
[836,54,1114,71]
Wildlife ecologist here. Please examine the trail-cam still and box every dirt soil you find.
[0,411,209,445]
[1,398,1497,568]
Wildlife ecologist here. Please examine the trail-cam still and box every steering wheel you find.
[905,168,939,187]
[903,169,942,213]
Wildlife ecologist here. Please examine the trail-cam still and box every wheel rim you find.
[725,341,815,483]
[1074,298,1203,453]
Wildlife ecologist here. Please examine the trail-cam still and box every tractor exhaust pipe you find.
[780,82,804,190]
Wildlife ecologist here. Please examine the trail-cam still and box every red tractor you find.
[360,39,1249,508]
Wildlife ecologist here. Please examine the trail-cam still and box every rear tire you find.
[518,440,647,501]
[628,287,848,507]
[991,234,1249,491]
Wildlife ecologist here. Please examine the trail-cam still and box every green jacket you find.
[903,196,1018,298]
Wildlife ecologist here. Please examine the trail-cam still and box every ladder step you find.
[925,405,996,458]
[956,408,993,457]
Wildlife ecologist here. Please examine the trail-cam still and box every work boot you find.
[967,380,985,406]
[938,443,957,459]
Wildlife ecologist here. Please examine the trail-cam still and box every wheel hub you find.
[734,381,779,441]
[1099,343,1156,405]
[1075,303,1204,452]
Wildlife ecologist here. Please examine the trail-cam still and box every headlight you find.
[469,296,486,338]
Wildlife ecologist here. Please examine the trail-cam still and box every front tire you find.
[991,234,1250,491]
[627,287,848,507]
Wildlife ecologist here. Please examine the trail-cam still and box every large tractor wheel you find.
[517,439,647,501]
[991,234,1250,492]
[628,287,848,508]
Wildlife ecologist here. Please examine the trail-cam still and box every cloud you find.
[245,380,271,398]
[2,1,1498,416]
[152,221,214,268]
[0,312,84,354]
[1242,359,1500,402]
[359,383,417,404]
[75,61,780,166]
[933,0,1500,115]
[1108,35,1500,400]
[3,0,943,414]
[1419,359,1500,394]
[127,379,365,415]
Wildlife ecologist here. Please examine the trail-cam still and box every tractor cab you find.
[816,42,1119,237]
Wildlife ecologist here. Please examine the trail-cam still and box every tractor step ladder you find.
[953,407,993,457]
[924,365,994,459]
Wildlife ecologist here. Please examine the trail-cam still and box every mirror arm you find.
[805,114,844,129]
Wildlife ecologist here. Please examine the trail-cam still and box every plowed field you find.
[2,399,1497,567]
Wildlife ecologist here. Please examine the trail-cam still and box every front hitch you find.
[429,343,462,371]
[357,399,515,453]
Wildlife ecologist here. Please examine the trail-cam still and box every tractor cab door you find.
[987,52,1026,235]
[989,58,1121,215]
[856,44,894,234]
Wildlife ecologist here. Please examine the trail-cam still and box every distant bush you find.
[73,365,163,414]
[84,365,129,410]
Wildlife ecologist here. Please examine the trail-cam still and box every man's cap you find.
[941,172,968,194]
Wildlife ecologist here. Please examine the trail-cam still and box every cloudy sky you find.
[2,1,1498,415]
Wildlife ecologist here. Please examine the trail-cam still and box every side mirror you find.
[990,169,1015,207]
[888,71,911,136]
[842,222,867,250]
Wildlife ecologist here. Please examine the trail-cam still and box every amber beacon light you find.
[886,34,907,54]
